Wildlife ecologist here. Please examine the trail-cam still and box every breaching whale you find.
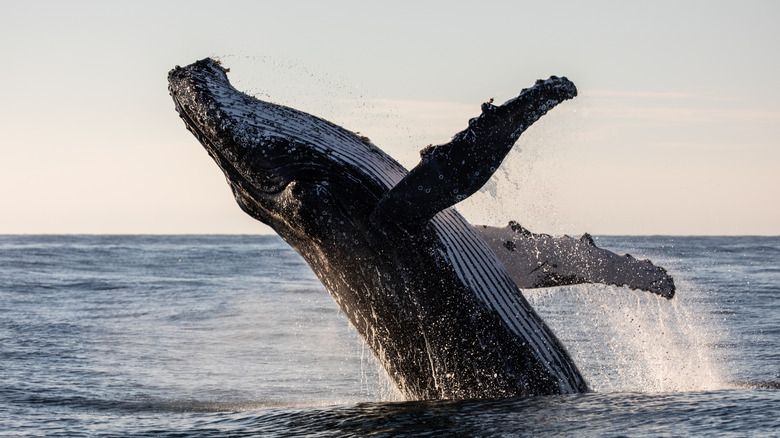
[168,58,674,400]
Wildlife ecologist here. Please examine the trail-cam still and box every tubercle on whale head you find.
[168,58,291,199]
[168,58,336,237]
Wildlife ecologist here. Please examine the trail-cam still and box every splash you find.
[525,281,730,393]
[359,342,405,402]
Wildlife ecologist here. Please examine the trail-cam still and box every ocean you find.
[1,234,777,436]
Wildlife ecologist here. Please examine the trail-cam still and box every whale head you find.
[168,58,406,243]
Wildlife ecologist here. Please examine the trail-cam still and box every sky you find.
[1,0,778,235]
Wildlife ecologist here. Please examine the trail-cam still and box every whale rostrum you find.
[168,58,674,400]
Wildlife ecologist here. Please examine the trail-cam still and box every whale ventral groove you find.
[168,58,675,401]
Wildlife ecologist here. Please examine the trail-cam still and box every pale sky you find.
[1,0,778,235]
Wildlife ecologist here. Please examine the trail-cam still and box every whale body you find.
[168,58,673,400]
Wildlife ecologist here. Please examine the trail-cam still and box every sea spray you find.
[358,342,404,402]
[525,282,729,393]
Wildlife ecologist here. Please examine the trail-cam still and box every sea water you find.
[0,235,777,436]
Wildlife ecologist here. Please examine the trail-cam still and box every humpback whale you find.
[168,58,674,400]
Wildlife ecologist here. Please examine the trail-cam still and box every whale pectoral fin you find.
[476,223,676,299]
[370,77,577,230]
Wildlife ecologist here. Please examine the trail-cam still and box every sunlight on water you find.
[525,282,729,394]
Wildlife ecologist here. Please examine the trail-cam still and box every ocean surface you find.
[1,234,777,436]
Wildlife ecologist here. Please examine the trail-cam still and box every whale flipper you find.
[477,222,676,299]
[371,77,577,231]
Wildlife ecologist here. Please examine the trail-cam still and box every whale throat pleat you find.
[432,209,584,393]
